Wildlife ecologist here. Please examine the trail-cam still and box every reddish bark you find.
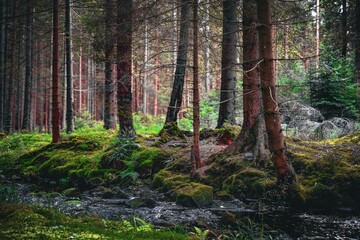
[257,0,296,186]
[192,0,202,172]
[52,0,61,143]
[154,30,159,117]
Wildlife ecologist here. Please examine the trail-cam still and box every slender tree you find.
[341,0,347,57]
[225,0,268,162]
[65,0,74,133]
[52,0,60,143]
[356,0,360,113]
[257,0,296,188]
[217,0,238,128]
[117,0,135,135]
[192,0,202,173]
[0,0,5,131]
[165,0,191,124]
[22,0,34,130]
[4,0,18,134]
[104,0,115,129]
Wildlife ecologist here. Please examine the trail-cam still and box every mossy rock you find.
[175,182,213,207]
[152,170,190,190]
[132,147,170,177]
[222,167,276,199]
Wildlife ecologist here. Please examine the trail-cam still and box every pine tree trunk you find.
[356,0,360,114]
[225,0,268,163]
[0,0,6,131]
[65,0,74,133]
[52,0,61,143]
[316,0,320,69]
[143,19,148,115]
[104,0,115,129]
[165,0,190,124]
[117,0,135,135]
[203,0,211,93]
[4,0,17,134]
[341,0,347,57]
[257,0,296,188]
[154,29,159,116]
[22,0,34,130]
[192,0,202,172]
[217,0,238,128]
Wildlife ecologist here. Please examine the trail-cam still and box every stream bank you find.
[2,181,359,239]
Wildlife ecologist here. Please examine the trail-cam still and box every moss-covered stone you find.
[175,182,213,207]
[222,168,276,199]
[152,170,190,190]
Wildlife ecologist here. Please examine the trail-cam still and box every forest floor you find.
[0,125,359,239]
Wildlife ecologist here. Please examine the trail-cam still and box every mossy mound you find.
[287,131,360,209]
[153,170,190,190]
[222,168,277,199]
[175,182,213,207]
[0,204,190,240]
[158,122,187,143]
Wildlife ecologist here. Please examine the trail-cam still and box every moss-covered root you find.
[158,122,186,143]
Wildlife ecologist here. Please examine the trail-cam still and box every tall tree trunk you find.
[65,0,74,133]
[257,0,296,189]
[143,18,148,115]
[79,46,82,113]
[165,0,190,124]
[117,0,135,135]
[4,0,17,134]
[104,0,115,129]
[316,0,320,69]
[203,0,211,93]
[341,0,347,57]
[217,0,238,128]
[192,0,202,173]
[154,29,159,116]
[0,0,6,131]
[22,0,34,130]
[356,0,360,114]
[225,0,268,163]
[52,0,60,143]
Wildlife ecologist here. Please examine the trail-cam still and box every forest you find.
[0,0,359,239]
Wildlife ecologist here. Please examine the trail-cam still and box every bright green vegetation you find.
[0,204,191,240]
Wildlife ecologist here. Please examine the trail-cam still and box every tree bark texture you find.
[356,0,360,113]
[52,0,61,143]
[4,0,17,134]
[257,0,296,187]
[65,0,74,133]
[22,0,34,130]
[192,0,202,172]
[0,0,5,131]
[117,0,135,135]
[104,0,115,130]
[341,0,347,57]
[165,0,190,124]
[217,0,238,128]
[225,0,268,162]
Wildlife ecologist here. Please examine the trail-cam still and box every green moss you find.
[175,182,213,207]
[0,204,190,240]
[153,170,190,190]
[158,123,186,143]
[222,168,276,199]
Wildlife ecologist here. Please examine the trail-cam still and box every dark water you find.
[1,182,359,239]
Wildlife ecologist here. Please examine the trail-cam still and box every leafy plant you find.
[191,226,209,240]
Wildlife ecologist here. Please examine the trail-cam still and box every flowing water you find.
[2,182,360,239]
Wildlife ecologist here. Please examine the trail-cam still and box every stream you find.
[1,182,360,239]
